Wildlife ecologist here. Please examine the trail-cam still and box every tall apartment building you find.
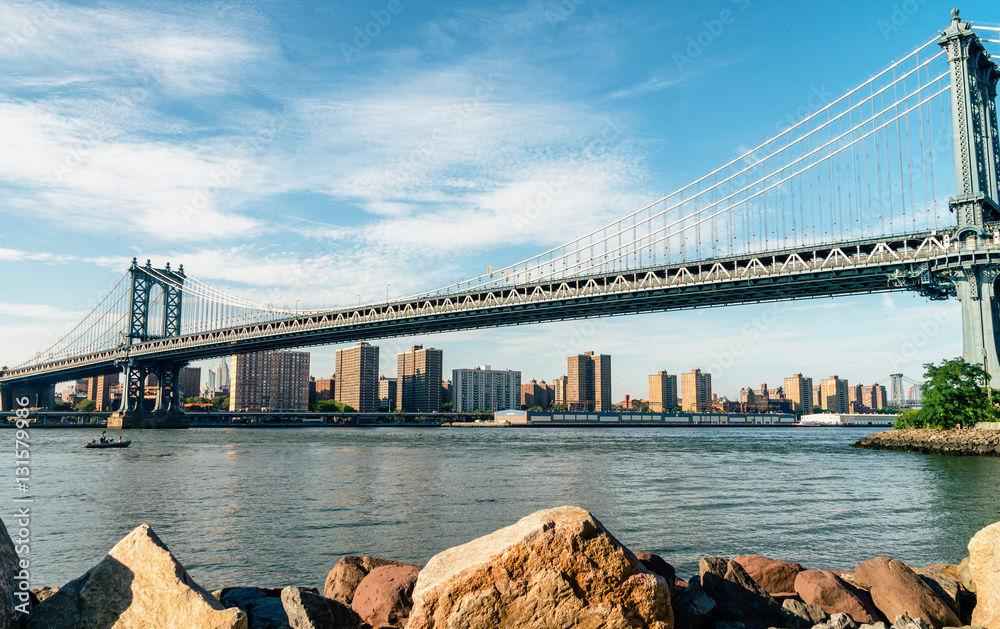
[553,376,568,405]
[441,380,452,405]
[335,343,380,413]
[648,371,678,412]
[229,350,310,411]
[453,366,521,413]
[861,384,887,410]
[315,376,335,401]
[681,369,712,413]
[783,374,813,412]
[521,379,555,409]
[178,366,201,400]
[820,376,849,413]
[398,345,443,413]
[87,373,120,412]
[567,351,611,412]
[207,370,216,392]
[379,376,397,411]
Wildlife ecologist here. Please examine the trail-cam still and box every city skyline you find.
[2,1,995,400]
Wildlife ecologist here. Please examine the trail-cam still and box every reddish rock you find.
[854,557,960,629]
[351,563,421,629]
[735,555,806,595]
[323,555,408,606]
[794,569,882,624]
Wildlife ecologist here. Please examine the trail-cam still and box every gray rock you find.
[892,615,930,629]
[957,557,976,594]
[218,587,289,628]
[280,587,368,629]
[782,598,828,628]
[858,623,889,629]
[0,515,27,627]
[674,580,718,629]
[700,557,785,629]
[828,612,858,629]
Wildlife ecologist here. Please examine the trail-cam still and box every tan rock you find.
[734,555,806,595]
[324,555,408,606]
[970,521,1000,628]
[854,557,959,629]
[794,569,881,624]
[28,524,246,629]
[407,505,672,629]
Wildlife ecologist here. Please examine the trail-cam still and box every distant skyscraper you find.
[398,345,443,413]
[335,343,380,413]
[648,371,678,412]
[217,358,230,392]
[681,369,712,413]
[783,374,813,412]
[820,376,849,413]
[229,350,310,411]
[178,366,201,400]
[566,351,611,412]
[208,369,216,392]
[453,366,521,412]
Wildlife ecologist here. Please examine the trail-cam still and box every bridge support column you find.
[955,266,1000,384]
[109,361,188,429]
[0,384,54,411]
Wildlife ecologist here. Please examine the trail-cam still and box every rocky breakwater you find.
[853,428,1000,456]
[4,507,1000,629]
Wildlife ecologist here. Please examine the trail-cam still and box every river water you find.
[4,426,999,591]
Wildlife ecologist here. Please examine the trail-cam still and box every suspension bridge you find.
[1,9,998,427]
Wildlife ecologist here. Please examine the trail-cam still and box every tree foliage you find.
[211,396,229,411]
[895,357,1000,429]
[74,399,97,412]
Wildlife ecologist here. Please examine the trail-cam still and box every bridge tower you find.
[109,258,189,429]
[939,9,1000,384]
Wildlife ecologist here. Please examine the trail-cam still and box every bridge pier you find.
[108,360,188,429]
[954,265,1000,384]
[0,384,54,411]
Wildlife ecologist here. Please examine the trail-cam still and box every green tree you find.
[185,396,211,404]
[54,401,73,411]
[211,396,229,411]
[441,402,453,412]
[74,400,97,412]
[894,358,1000,429]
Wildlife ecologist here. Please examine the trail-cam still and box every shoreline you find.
[853,427,1000,456]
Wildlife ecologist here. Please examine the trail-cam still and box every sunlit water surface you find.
[3,426,999,590]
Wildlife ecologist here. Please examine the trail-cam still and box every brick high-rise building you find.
[861,384,887,411]
[379,376,397,411]
[441,380,452,406]
[783,374,813,413]
[453,366,521,413]
[681,369,712,413]
[553,376,568,406]
[567,351,611,412]
[521,379,554,409]
[820,376,849,413]
[398,345,443,413]
[315,376,335,401]
[335,343,380,413]
[648,371,678,412]
[229,350,310,411]
[178,366,201,400]
[88,373,119,412]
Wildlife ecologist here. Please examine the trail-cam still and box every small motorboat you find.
[84,431,131,449]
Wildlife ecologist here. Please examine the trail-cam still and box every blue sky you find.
[1,0,997,400]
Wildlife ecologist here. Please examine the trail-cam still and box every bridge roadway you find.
[3,228,996,386]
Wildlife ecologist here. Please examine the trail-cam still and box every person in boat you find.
[117,436,122,442]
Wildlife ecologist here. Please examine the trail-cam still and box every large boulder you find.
[854,557,959,629]
[1,515,27,627]
[912,569,961,615]
[969,521,1000,629]
[280,587,367,629]
[351,563,420,628]
[958,556,977,593]
[734,555,806,595]
[324,556,408,606]
[217,587,288,628]
[407,505,673,628]
[637,552,677,595]
[699,557,784,629]
[794,569,882,623]
[27,524,246,629]
[781,598,828,628]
